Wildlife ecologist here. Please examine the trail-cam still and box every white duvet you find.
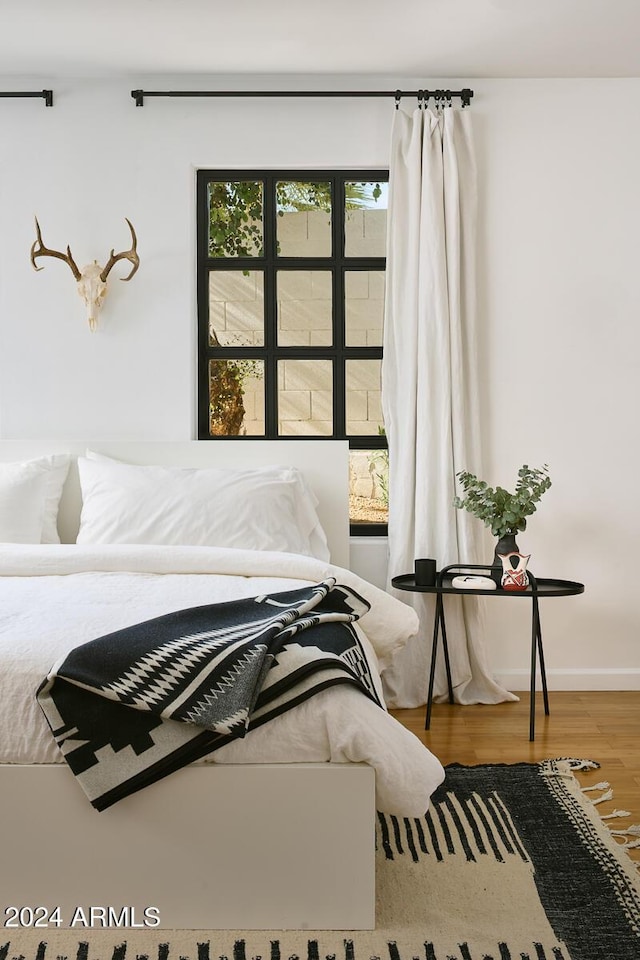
[0,543,445,815]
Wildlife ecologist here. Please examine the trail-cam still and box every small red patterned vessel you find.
[498,551,531,591]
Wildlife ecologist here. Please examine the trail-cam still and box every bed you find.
[0,440,444,930]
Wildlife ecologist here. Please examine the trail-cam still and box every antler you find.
[100,219,140,282]
[30,218,82,281]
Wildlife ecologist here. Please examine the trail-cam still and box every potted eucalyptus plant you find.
[453,464,552,581]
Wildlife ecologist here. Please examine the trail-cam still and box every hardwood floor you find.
[392,691,640,863]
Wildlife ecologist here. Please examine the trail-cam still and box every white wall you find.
[1,76,639,689]
[476,80,640,690]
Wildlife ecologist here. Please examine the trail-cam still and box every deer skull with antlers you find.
[31,218,140,331]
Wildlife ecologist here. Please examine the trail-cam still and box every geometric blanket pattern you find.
[3,761,639,959]
[36,579,380,811]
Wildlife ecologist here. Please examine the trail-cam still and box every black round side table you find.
[391,563,584,741]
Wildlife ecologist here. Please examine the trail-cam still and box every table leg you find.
[425,593,444,730]
[439,600,454,704]
[534,595,550,716]
[529,598,538,742]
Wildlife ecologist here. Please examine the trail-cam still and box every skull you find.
[77,262,108,332]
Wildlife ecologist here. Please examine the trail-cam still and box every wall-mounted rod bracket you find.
[0,90,53,107]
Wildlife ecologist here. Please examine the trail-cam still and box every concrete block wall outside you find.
[207,210,386,436]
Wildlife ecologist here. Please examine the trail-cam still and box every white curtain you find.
[381,105,517,708]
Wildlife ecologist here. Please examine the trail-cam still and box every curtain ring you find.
[417,89,425,110]
[394,90,402,110]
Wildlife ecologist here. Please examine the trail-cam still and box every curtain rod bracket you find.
[0,89,53,107]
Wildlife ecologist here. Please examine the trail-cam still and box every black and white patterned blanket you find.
[37,578,381,811]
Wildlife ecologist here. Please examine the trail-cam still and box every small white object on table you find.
[451,574,497,590]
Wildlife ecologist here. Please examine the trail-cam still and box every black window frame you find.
[196,168,388,536]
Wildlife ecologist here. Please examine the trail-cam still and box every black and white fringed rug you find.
[3,761,639,960]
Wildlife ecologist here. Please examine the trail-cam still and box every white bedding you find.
[0,543,444,815]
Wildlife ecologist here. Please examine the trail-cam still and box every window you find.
[196,170,389,533]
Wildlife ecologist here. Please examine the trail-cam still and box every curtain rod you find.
[0,90,53,107]
[131,88,473,108]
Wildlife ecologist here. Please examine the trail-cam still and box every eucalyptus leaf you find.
[453,464,551,538]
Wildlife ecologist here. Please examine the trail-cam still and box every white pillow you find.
[76,454,330,560]
[0,455,70,543]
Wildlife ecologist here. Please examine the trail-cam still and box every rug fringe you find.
[590,787,614,805]
[540,758,600,782]
[566,761,640,874]
[581,780,610,792]
[601,809,632,820]
[609,824,640,837]
[558,758,600,770]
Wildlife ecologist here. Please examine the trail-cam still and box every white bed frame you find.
[0,440,377,930]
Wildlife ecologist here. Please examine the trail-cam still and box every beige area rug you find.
[3,761,639,960]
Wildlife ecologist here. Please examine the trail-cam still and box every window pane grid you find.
[198,169,388,527]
